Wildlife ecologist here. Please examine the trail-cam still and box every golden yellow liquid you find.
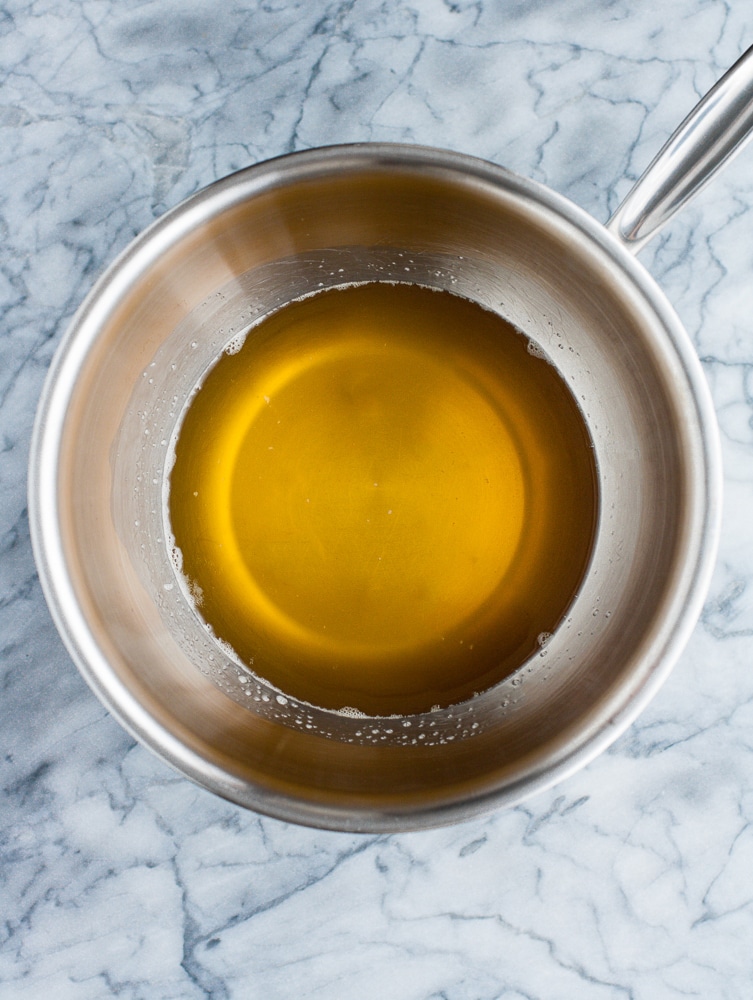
[169,283,597,716]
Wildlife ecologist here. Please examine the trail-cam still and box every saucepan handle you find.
[607,45,753,253]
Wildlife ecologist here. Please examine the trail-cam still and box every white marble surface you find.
[2,1,753,996]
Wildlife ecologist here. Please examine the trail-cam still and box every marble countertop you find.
[3,2,753,997]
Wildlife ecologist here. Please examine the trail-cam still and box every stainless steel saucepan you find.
[29,47,753,831]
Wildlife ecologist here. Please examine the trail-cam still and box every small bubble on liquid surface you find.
[527,340,553,363]
[338,706,366,718]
